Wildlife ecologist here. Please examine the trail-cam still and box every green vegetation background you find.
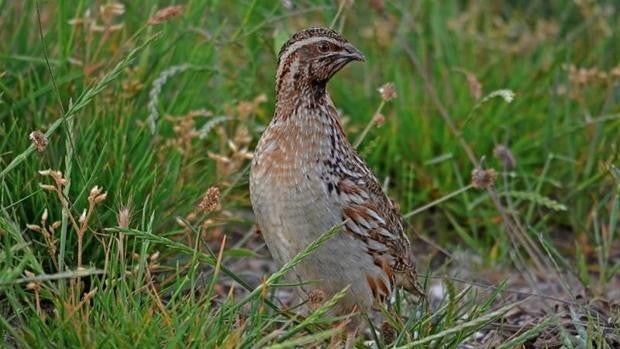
[1,1,618,347]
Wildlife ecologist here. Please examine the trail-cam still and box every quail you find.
[250,27,423,345]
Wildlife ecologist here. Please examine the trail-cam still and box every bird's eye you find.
[318,42,330,53]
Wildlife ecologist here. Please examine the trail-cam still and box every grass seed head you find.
[29,131,48,152]
[117,206,131,229]
[372,113,385,127]
[198,187,220,213]
[88,186,107,204]
[26,282,40,291]
[378,82,397,101]
[308,288,325,309]
[149,251,160,262]
[79,209,87,224]
[100,3,125,21]
[471,168,498,189]
[466,72,483,100]
[26,224,41,232]
[38,169,67,187]
[39,184,56,191]
[493,144,517,169]
[149,5,184,25]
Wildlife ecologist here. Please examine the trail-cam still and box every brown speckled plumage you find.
[250,27,423,341]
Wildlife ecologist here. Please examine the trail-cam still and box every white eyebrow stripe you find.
[276,36,342,79]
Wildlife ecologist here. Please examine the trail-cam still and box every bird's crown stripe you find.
[277,36,342,75]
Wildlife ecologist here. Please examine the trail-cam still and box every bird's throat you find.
[275,80,327,121]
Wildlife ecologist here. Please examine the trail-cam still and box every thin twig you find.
[0,268,105,287]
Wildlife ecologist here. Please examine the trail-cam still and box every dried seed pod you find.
[308,288,325,309]
[372,113,385,127]
[378,82,397,101]
[493,144,517,170]
[198,187,220,212]
[471,168,498,189]
[148,5,184,25]
[29,131,48,152]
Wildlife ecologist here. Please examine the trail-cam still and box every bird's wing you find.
[333,150,424,298]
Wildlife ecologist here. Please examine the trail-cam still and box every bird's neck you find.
[274,56,328,119]
[274,79,327,121]
[269,77,349,161]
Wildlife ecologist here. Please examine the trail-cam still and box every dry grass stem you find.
[24,270,44,319]
[74,186,107,267]
[26,209,60,270]
[38,175,108,269]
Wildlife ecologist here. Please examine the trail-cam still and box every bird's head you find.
[275,27,364,94]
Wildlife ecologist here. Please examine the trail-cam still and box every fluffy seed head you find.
[29,131,48,152]
[471,168,498,189]
[117,206,131,229]
[378,82,397,101]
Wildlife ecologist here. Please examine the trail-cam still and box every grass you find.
[1,0,619,347]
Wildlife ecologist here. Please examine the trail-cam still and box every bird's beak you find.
[342,43,365,62]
